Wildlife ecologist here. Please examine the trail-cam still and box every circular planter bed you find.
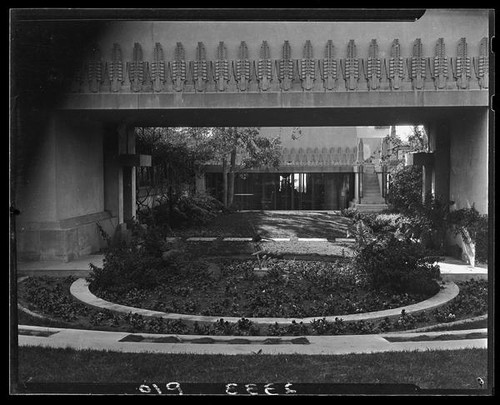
[88,258,435,319]
[17,274,487,336]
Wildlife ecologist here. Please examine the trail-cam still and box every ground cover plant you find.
[17,275,487,336]
[89,257,433,319]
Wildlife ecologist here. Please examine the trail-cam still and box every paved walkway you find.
[438,257,488,281]
[17,251,488,282]
[18,325,487,355]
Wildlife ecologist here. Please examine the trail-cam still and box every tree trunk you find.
[228,148,237,207]
[222,156,228,207]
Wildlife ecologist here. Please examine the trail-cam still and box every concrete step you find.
[362,197,383,201]
[360,200,386,205]
[354,203,389,212]
[17,254,104,277]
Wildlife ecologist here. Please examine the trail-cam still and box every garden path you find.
[18,324,487,355]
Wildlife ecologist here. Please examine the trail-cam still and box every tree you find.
[136,127,282,211]
[135,127,215,220]
[208,127,282,207]
[386,165,423,215]
[407,125,429,153]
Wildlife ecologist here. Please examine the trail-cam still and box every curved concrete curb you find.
[18,324,488,355]
[393,314,488,334]
[71,278,459,326]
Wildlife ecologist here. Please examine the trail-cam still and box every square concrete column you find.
[422,163,434,201]
[195,172,206,194]
[103,126,123,221]
[427,121,450,202]
[118,124,136,224]
[353,165,363,203]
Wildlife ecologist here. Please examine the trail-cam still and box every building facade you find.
[11,9,491,262]
[202,126,388,210]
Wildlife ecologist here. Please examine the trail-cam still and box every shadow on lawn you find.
[178,211,351,239]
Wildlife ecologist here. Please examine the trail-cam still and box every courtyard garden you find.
[16,129,490,392]
[17,139,489,338]
[17,197,488,337]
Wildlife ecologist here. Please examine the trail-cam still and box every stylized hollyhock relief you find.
[171,42,187,92]
[235,41,251,92]
[475,37,489,89]
[388,39,405,90]
[321,40,337,91]
[278,40,294,91]
[300,40,316,90]
[108,43,124,92]
[128,43,145,92]
[151,42,166,92]
[432,38,449,90]
[192,42,208,92]
[409,38,428,90]
[366,39,381,90]
[453,37,471,90]
[214,41,229,92]
[342,40,359,91]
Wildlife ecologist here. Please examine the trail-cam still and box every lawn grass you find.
[16,346,488,391]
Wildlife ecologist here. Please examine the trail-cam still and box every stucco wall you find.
[260,126,385,161]
[89,9,488,62]
[15,120,58,223]
[449,108,489,214]
[54,114,105,220]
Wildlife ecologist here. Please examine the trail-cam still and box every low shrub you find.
[340,207,359,219]
[137,193,225,231]
[21,276,90,322]
[211,318,236,336]
[88,226,181,294]
[234,317,260,336]
[439,279,488,318]
[176,194,225,226]
[354,234,441,296]
[266,321,309,336]
[448,207,488,264]
[387,166,423,216]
